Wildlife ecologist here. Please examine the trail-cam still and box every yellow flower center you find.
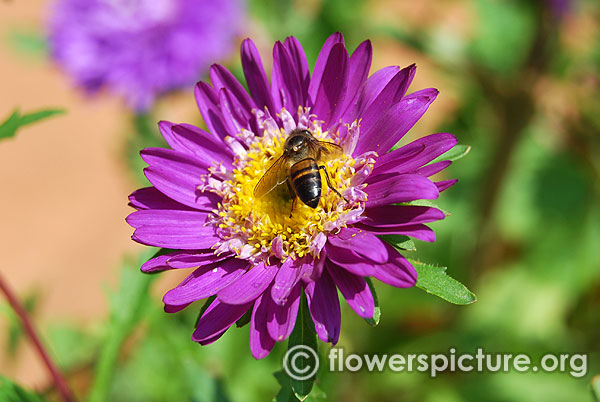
[211,118,364,262]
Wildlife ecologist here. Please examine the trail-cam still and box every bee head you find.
[285,129,312,155]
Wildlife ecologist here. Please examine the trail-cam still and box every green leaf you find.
[592,375,600,402]
[0,108,65,140]
[286,292,318,401]
[7,292,38,357]
[429,144,471,164]
[88,251,157,402]
[8,30,47,56]
[410,259,477,305]
[364,278,381,326]
[49,324,99,371]
[273,371,301,402]
[0,376,45,402]
[381,235,416,251]
[470,0,535,73]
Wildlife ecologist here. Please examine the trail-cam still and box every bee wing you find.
[253,154,289,198]
[315,140,343,161]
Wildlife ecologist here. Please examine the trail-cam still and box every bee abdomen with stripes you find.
[290,158,321,208]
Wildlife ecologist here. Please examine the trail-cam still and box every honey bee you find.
[254,129,347,215]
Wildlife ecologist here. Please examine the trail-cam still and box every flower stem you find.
[0,272,76,402]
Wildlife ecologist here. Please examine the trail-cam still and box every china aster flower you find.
[127,33,458,358]
[48,0,243,110]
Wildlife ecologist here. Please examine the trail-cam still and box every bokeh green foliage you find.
[2,0,599,401]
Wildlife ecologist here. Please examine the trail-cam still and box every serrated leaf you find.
[410,260,476,305]
[380,235,416,251]
[287,292,318,401]
[0,376,45,402]
[429,144,471,164]
[364,278,381,326]
[0,108,65,140]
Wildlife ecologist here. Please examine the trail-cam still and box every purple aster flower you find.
[48,0,243,110]
[126,33,458,358]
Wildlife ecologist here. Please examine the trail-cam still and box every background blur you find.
[1,0,599,401]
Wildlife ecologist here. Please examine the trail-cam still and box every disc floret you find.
[206,108,370,262]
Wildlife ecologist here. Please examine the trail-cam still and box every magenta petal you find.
[342,65,400,123]
[141,250,216,273]
[305,270,340,344]
[241,38,277,114]
[417,160,452,177]
[370,244,418,288]
[127,210,219,249]
[209,64,255,115]
[436,179,458,192]
[302,256,325,282]
[327,227,389,264]
[283,36,310,100]
[365,174,440,207]
[336,40,372,118]
[166,252,232,269]
[250,294,276,359]
[159,121,232,164]
[126,209,207,228]
[141,148,221,211]
[141,253,172,273]
[193,298,252,344]
[308,32,345,105]
[272,41,303,112]
[194,82,231,139]
[271,258,304,305]
[128,187,191,211]
[357,223,436,242]
[219,88,253,135]
[358,64,416,136]
[325,245,376,277]
[327,260,374,319]
[218,262,278,305]
[310,43,348,127]
[171,124,233,164]
[163,258,247,305]
[373,133,458,175]
[364,205,446,226]
[354,90,438,156]
[164,303,191,313]
[267,284,301,342]
[143,167,220,212]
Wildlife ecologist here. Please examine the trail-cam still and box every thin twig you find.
[0,272,76,402]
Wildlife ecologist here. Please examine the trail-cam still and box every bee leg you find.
[319,166,348,203]
[289,196,297,218]
[286,179,297,218]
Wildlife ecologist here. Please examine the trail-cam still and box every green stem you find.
[87,270,153,402]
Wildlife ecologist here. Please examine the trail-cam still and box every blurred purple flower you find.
[127,33,458,358]
[546,0,572,20]
[48,0,243,110]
